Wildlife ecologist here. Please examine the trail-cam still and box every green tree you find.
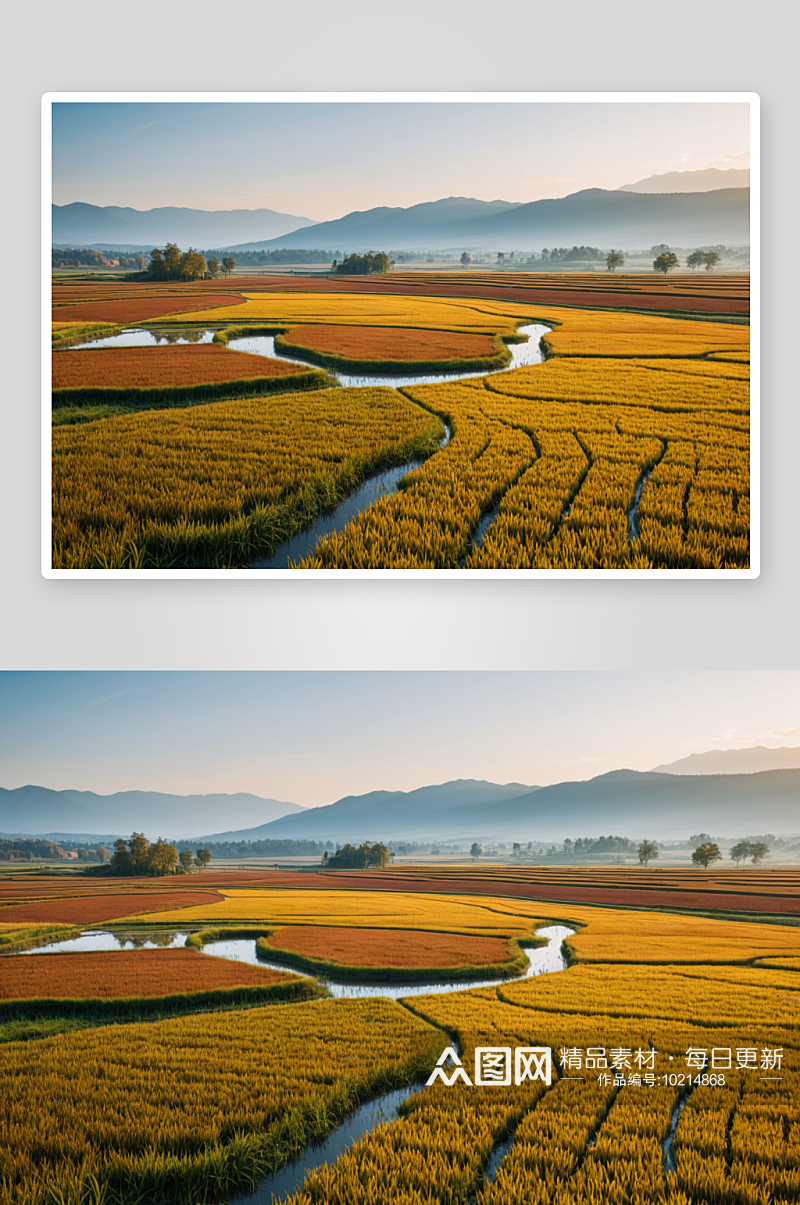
[460,252,472,267]
[730,839,753,867]
[606,249,624,272]
[638,839,659,866]
[179,848,195,873]
[109,837,133,875]
[691,842,722,868]
[512,842,521,857]
[134,255,146,271]
[96,844,109,863]
[686,250,705,272]
[163,243,182,279]
[195,846,212,871]
[701,251,721,272]
[222,257,236,278]
[749,840,769,865]
[180,250,207,281]
[653,252,680,274]
[207,257,221,278]
[148,248,166,280]
[496,253,505,264]
[148,839,178,876]
[128,831,150,873]
[470,842,483,860]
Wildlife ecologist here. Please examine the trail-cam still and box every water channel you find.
[16,924,574,1202]
[66,322,549,568]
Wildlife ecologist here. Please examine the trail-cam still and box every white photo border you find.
[42,91,759,580]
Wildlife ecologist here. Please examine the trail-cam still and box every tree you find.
[179,848,195,873]
[134,255,146,271]
[334,251,391,276]
[496,253,505,264]
[148,838,178,876]
[512,842,521,857]
[163,243,182,278]
[179,250,207,281]
[460,252,472,267]
[702,251,721,272]
[96,844,109,863]
[638,839,659,866]
[207,257,221,278]
[128,831,150,873]
[691,842,722,868]
[730,839,753,867]
[686,250,705,272]
[749,840,769,865]
[470,842,483,860]
[222,257,236,278]
[195,846,212,871]
[606,249,624,273]
[653,252,680,274]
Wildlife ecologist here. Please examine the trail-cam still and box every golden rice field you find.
[52,387,443,569]
[49,289,750,571]
[0,872,793,1205]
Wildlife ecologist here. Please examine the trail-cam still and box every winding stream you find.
[16,924,574,1202]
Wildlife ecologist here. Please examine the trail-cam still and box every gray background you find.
[2,1,794,670]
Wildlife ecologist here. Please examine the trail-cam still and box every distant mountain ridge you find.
[198,771,800,844]
[52,202,317,249]
[618,168,750,193]
[251,188,749,253]
[652,746,800,775]
[0,786,303,840]
[54,187,750,256]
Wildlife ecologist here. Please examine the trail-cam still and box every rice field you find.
[0,890,223,925]
[0,865,793,1205]
[48,282,751,572]
[52,387,443,569]
[0,948,295,1000]
[264,924,516,969]
[50,293,246,324]
[52,345,322,405]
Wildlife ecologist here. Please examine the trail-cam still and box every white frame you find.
[42,91,759,579]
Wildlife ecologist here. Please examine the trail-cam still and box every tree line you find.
[86,832,213,876]
[148,244,235,281]
[332,252,392,275]
[321,842,392,868]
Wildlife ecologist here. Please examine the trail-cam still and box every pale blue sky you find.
[52,101,750,219]
[0,672,795,804]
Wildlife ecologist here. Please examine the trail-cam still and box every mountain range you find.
[0,786,303,839]
[651,746,800,775]
[52,203,317,249]
[53,185,750,257]
[618,168,750,193]
[192,771,797,844]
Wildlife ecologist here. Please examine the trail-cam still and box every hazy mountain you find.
[219,780,539,843]
[255,188,749,253]
[618,168,750,193]
[0,786,303,839]
[224,770,800,843]
[652,746,800,776]
[52,203,318,250]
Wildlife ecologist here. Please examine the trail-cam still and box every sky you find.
[0,672,796,805]
[52,100,750,220]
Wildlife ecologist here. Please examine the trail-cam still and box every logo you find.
[427,1046,552,1087]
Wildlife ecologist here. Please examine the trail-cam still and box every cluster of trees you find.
[332,252,392,275]
[0,837,66,861]
[563,836,637,855]
[541,246,604,262]
[321,842,392,868]
[148,244,235,281]
[690,839,770,868]
[651,246,722,274]
[207,249,336,267]
[53,248,148,270]
[174,838,333,859]
[102,832,212,877]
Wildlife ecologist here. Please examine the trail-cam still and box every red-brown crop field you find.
[266,924,512,968]
[0,890,223,924]
[52,346,314,391]
[0,949,293,999]
[281,324,500,362]
[50,294,245,324]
